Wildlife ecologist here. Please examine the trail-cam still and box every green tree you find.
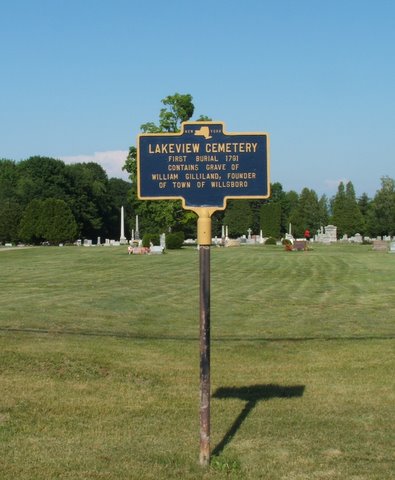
[19,199,46,244]
[0,159,20,203]
[66,162,110,238]
[123,146,137,199]
[19,198,78,244]
[223,200,253,237]
[289,188,321,237]
[282,190,299,236]
[16,156,70,206]
[331,181,365,237]
[260,202,281,238]
[124,93,209,236]
[318,194,330,227]
[40,198,78,244]
[0,200,23,243]
[249,183,285,235]
[367,176,395,236]
[140,93,195,134]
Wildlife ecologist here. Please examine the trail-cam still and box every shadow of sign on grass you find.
[212,384,305,457]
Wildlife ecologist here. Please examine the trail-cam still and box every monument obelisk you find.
[120,206,127,244]
[135,215,140,240]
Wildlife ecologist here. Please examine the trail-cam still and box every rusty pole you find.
[197,210,211,466]
[199,244,210,466]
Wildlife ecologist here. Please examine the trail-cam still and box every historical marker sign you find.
[136,120,271,467]
[137,121,270,209]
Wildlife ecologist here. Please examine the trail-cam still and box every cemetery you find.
[0,102,394,478]
[0,160,394,476]
[1,158,393,476]
[1,2,395,476]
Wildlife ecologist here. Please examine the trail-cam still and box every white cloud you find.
[60,150,130,181]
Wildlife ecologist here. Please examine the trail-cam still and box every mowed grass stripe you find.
[0,333,393,479]
[1,244,394,339]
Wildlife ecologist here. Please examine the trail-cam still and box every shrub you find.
[166,231,184,249]
[265,237,277,245]
[142,233,160,248]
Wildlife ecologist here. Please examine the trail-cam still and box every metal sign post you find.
[137,121,270,466]
[197,210,212,466]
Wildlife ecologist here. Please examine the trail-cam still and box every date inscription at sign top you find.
[137,122,270,209]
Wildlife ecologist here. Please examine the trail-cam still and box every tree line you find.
[1,93,394,244]
[124,93,395,240]
[216,177,395,239]
[0,157,132,244]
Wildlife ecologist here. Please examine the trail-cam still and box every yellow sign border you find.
[137,121,270,216]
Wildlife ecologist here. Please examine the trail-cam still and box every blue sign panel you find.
[137,122,270,209]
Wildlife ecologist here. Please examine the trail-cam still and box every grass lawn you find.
[0,244,394,479]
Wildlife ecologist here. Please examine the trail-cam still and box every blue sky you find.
[1,0,394,197]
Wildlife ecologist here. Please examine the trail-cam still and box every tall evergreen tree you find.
[260,202,281,238]
[282,190,299,236]
[345,182,365,234]
[19,199,46,244]
[289,188,321,237]
[332,181,365,236]
[0,200,23,243]
[368,176,395,236]
[358,192,372,234]
[19,198,78,244]
[39,198,78,244]
[223,200,253,237]
[318,194,329,228]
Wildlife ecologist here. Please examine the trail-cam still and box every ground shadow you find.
[212,384,305,457]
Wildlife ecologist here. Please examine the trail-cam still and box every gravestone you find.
[293,240,307,251]
[150,246,164,254]
[351,233,363,243]
[372,240,388,252]
[389,241,395,253]
[225,239,241,247]
[325,225,337,242]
